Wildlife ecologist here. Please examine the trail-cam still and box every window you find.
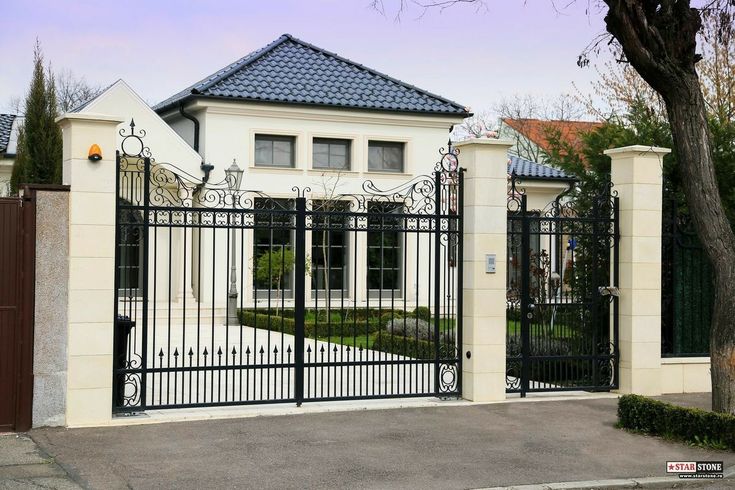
[255,134,295,167]
[117,205,144,296]
[253,198,294,299]
[313,138,351,170]
[311,201,349,295]
[506,215,541,294]
[367,202,403,297]
[368,141,404,173]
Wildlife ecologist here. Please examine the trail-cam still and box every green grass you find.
[507,318,579,340]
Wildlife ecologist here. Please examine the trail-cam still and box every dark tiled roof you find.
[0,114,16,154]
[153,34,468,116]
[508,155,576,181]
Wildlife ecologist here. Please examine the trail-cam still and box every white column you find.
[606,145,670,396]
[455,138,513,401]
[59,113,124,426]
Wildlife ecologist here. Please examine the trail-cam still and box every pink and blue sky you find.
[0,1,609,114]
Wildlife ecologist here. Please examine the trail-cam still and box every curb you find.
[478,465,735,489]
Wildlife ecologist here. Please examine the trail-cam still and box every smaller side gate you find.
[506,178,619,396]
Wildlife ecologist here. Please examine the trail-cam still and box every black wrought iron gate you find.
[506,177,619,396]
[113,122,462,412]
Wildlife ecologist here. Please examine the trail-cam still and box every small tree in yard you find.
[254,247,295,315]
[10,41,62,194]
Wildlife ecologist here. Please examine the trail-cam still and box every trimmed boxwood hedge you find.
[238,310,385,339]
[371,335,435,359]
[617,394,735,450]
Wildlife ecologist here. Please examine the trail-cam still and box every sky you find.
[0,0,611,115]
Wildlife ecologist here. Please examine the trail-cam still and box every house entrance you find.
[506,177,619,396]
[113,123,463,412]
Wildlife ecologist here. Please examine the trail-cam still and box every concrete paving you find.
[0,434,80,489]
[30,395,735,490]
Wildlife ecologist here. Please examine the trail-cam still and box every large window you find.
[255,134,295,167]
[368,141,404,173]
[313,138,351,170]
[117,206,144,296]
[253,198,294,299]
[311,201,349,296]
[367,202,403,297]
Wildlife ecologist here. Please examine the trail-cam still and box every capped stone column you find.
[455,138,513,401]
[58,113,124,426]
[605,145,670,396]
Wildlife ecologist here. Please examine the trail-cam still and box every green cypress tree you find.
[10,40,62,194]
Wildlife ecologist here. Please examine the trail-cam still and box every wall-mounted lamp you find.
[88,144,102,162]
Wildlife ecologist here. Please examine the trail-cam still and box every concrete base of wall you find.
[660,357,711,394]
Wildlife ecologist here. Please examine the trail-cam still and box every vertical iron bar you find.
[519,194,530,398]
[139,156,151,410]
[456,169,465,397]
[294,197,306,406]
[112,152,122,411]
[433,170,441,396]
[613,196,620,388]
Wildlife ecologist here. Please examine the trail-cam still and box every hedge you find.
[371,335,435,359]
[617,394,735,450]
[238,310,384,338]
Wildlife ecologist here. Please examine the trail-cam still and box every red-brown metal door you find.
[0,196,34,431]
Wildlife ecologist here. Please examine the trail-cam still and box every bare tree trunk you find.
[664,77,735,414]
[601,0,735,413]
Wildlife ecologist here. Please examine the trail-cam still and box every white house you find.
[0,114,19,197]
[70,34,580,323]
[71,34,472,319]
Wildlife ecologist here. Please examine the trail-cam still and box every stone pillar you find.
[455,138,513,401]
[58,113,124,426]
[605,145,670,396]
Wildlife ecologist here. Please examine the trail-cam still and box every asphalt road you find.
[30,395,734,489]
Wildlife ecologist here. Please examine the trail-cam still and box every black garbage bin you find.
[114,315,135,408]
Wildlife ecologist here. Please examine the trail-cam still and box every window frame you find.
[254,134,297,168]
[366,202,404,299]
[252,198,296,300]
[312,137,352,171]
[367,140,405,173]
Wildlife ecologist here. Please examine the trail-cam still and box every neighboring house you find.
[499,118,603,163]
[505,154,577,292]
[0,114,19,197]
[76,34,470,310]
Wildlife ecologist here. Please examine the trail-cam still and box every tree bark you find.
[603,0,735,413]
[665,78,735,414]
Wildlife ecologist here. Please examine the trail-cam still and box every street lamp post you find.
[225,159,244,326]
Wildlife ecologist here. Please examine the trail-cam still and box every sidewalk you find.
[28,394,734,489]
[0,433,79,489]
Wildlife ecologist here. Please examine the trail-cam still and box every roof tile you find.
[154,34,467,116]
[507,155,576,181]
[0,114,16,154]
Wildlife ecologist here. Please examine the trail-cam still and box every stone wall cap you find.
[604,145,671,156]
[55,113,125,125]
[453,137,514,148]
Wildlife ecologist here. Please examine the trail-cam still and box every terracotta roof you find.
[501,118,602,156]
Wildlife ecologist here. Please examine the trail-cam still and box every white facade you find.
[0,116,21,197]
[159,99,465,310]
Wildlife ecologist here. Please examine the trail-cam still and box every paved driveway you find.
[31,396,734,490]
